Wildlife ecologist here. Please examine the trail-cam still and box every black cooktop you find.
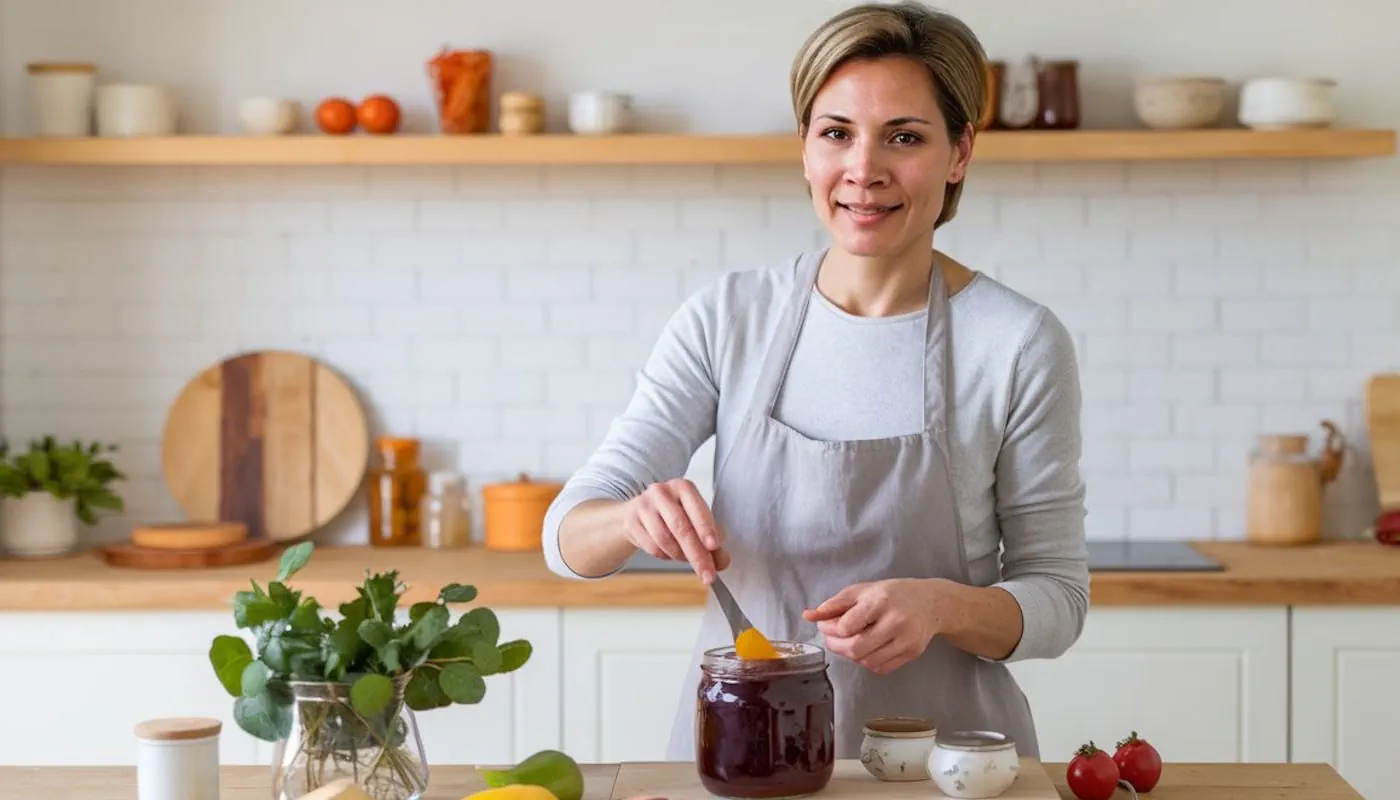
[621,539,1223,573]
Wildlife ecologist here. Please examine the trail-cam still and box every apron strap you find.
[923,252,951,441]
[750,249,826,418]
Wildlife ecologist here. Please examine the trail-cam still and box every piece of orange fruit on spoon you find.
[735,626,781,659]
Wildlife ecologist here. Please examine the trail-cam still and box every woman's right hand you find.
[622,478,730,583]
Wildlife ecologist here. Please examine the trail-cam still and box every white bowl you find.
[1133,76,1227,130]
[859,717,937,782]
[1239,77,1336,130]
[238,97,300,135]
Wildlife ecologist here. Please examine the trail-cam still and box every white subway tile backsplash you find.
[2,154,1393,547]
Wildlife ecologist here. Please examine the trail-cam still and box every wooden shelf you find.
[0,128,1390,166]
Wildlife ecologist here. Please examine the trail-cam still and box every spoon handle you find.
[710,575,752,640]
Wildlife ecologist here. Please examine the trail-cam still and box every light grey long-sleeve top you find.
[542,255,1090,663]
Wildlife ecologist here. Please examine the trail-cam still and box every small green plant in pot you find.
[0,437,124,558]
[208,542,533,800]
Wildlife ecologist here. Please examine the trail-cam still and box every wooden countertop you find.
[0,761,1363,799]
[2,539,1400,611]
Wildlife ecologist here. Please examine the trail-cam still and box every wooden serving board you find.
[161,350,369,541]
[1366,373,1400,512]
[96,537,279,570]
[610,759,1059,799]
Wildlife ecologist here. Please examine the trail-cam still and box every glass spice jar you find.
[368,436,426,547]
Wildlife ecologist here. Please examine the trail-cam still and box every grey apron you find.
[665,248,1039,761]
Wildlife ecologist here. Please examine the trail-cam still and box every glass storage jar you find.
[695,641,835,799]
[368,437,426,547]
[420,470,472,549]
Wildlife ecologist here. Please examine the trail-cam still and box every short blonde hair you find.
[790,1,987,228]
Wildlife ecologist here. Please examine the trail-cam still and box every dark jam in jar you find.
[695,642,835,799]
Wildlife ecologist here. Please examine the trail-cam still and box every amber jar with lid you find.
[480,472,562,551]
[696,641,835,798]
[368,437,427,547]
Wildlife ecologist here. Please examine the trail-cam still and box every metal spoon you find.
[709,574,753,642]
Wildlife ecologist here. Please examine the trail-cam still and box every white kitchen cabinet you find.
[1290,607,1400,800]
[1007,607,1290,763]
[560,608,704,763]
[0,610,260,766]
[0,608,558,769]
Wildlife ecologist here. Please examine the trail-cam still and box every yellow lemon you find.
[463,786,558,800]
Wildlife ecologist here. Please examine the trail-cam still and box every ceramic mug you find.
[568,90,631,134]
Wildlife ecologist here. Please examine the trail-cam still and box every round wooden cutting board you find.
[161,350,370,541]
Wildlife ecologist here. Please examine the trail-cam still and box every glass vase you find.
[271,677,429,800]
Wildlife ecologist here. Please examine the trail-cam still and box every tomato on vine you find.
[1066,741,1120,800]
[1113,731,1163,792]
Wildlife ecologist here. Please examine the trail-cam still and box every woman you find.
[541,1,1090,761]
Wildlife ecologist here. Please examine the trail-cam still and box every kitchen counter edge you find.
[2,539,1400,611]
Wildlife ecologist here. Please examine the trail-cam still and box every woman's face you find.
[801,55,974,260]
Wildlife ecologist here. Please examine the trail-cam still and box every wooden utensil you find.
[1366,374,1400,511]
[610,759,1061,799]
[161,350,369,542]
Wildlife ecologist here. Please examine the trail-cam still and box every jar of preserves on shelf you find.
[695,641,835,799]
[420,470,472,549]
[368,436,427,547]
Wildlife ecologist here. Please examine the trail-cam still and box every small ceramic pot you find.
[928,730,1019,799]
[859,716,936,781]
[1238,77,1336,130]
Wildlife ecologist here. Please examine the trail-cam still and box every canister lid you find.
[134,716,222,742]
[481,472,563,500]
[935,730,1015,752]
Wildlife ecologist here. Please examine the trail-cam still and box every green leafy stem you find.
[209,542,533,744]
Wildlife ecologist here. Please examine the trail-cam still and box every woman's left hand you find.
[802,578,947,675]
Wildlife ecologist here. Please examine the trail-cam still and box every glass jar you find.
[271,678,428,800]
[420,470,472,549]
[695,641,835,799]
[369,437,427,547]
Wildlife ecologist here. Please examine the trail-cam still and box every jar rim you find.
[863,716,936,738]
[935,729,1016,752]
[701,640,826,676]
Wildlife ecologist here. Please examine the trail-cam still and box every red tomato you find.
[1066,742,1120,800]
[357,95,401,135]
[1113,731,1163,792]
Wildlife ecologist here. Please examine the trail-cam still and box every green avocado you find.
[479,749,584,800]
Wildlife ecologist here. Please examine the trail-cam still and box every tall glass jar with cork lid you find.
[368,437,427,547]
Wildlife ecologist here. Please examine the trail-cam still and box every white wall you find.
[0,0,1397,546]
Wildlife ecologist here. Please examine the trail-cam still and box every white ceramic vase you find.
[2,492,78,558]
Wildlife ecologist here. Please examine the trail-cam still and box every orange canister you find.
[481,472,563,551]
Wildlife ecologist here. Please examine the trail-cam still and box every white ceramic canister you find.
[859,716,938,781]
[927,729,1020,799]
[26,61,97,136]
[97,83,178,136]
[134,717,221,800]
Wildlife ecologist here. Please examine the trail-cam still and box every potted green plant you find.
[0,436,125,558]
[208,542,533,800]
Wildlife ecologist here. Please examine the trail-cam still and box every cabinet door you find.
[0,611,262,766]
[1006,607,1289,763]
[1291,607,1400,800]
[409,609,562,766]
[560,609,704,763]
